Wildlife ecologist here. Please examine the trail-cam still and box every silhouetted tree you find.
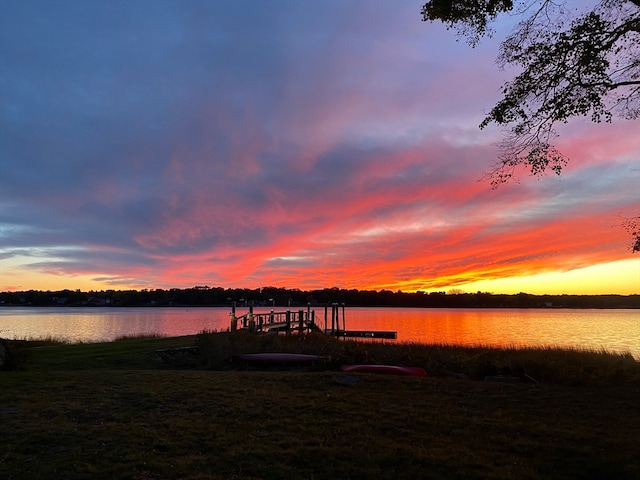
[422,0,640,250]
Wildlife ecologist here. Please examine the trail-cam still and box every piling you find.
[230,302,238,332]
[324,305,328,332]
[285,310,291,335]
[248,303,255,332]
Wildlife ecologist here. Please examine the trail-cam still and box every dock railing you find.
[230,303,318,334]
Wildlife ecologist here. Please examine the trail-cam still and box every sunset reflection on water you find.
[1,306,638,358]
[341,308,640,357]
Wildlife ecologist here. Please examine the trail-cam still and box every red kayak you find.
[233,353,327,364]
[340,364,427,377]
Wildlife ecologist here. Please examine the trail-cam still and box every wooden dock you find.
[230,304,319,334]
[230,302,396,339]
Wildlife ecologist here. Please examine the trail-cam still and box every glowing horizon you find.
[1,1,639,295]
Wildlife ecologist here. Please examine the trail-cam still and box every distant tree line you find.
[0,287,638,309]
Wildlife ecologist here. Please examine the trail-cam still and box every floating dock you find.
[333,330,397,339]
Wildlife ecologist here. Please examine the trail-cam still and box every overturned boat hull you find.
[233,353,327,364]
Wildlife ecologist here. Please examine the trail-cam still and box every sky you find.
[1,0,639,295]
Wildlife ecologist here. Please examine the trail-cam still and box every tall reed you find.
[196,331,640,385]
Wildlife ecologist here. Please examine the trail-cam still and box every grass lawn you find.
[1,334,639,479]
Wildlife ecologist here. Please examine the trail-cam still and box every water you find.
[1,306,638,358]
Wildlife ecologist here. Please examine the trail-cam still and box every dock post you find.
[248,302,255,332]
[324,305,328,333]
[269,309,274,324]
[331,303,338,335]
[330,304,334,334]
[286,310,291,335]
[298,310,304,334]
[230,302,237,332]
[341,303,346,332]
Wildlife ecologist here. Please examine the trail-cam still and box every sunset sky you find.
[1,0,639,295]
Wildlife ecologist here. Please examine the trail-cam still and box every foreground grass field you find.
[1,333,639,479]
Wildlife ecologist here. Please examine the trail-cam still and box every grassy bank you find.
[1,333,639,479]
[197,331,640,386]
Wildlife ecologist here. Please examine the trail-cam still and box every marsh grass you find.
[5,334,71,346]
[196,331,640,386]
[4,331,639,384]
[2,332,639,479]
[113,332,167,341]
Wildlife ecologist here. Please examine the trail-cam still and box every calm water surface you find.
[1,306,638,358]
